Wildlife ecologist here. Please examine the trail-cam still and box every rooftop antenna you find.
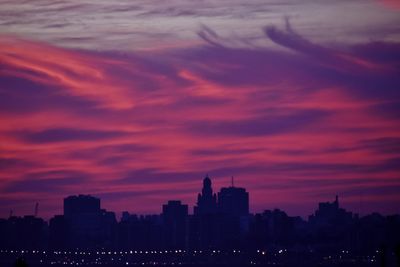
[231,176,234,187]
[34,202,39,217]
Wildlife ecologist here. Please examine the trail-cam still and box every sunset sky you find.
[0,0,400,219]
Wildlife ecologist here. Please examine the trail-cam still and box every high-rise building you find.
[217,180,249,217]
[309,195,353,224]
[64,194,100,219]
[308,195,354,247]
[162,201,188,220]
[194,175,217,215]
[162,200,188,248]
[49,215,67,249]
[191,175,221,249]
[63,194,116,249]
[5,216,48,249]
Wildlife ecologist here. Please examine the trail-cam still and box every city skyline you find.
[1,0,400,221]
[0,175,386,221]
[1,176,399,266]
[2,175,249,220]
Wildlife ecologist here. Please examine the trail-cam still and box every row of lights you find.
[48,261,188,266]
[0,250,47,254]
[5,248,352,257]
[0,249,257,254]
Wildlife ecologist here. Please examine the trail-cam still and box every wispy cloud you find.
[0,0,399,50]
[0,21,399,218]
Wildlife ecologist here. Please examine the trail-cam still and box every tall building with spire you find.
[194,175,217,215]
[217,177,249,217]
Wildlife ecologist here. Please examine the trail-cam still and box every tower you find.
[334,195,339,209]
[194,175,217,215]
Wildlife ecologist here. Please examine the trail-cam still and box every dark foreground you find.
[2,249,398,267]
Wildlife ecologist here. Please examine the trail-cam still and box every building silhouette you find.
[62,194,116,248]
[217,179,249,217]
[194,175,217,215]
[309,195,354,226]
[0,215,47,250]
[1,175,400,267]
[49,215,67,249]
[162,200,188,248]
[64,194,100,219]
[308,195,356,251]
[118,212,163,249]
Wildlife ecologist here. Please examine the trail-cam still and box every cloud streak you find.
[0,22,399,219]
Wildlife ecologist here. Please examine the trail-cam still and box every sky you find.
[0,0,400,219]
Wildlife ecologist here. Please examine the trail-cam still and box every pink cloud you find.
[0,25,399,219]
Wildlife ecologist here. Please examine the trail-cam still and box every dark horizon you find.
[1,175,399,267]
[2,175,395,221]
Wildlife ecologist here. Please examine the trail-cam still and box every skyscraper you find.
[217,179,249,217]
[63,194,116,248]
[64,194,100,219]
[194,175,217,215]
[162,200,188,248]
